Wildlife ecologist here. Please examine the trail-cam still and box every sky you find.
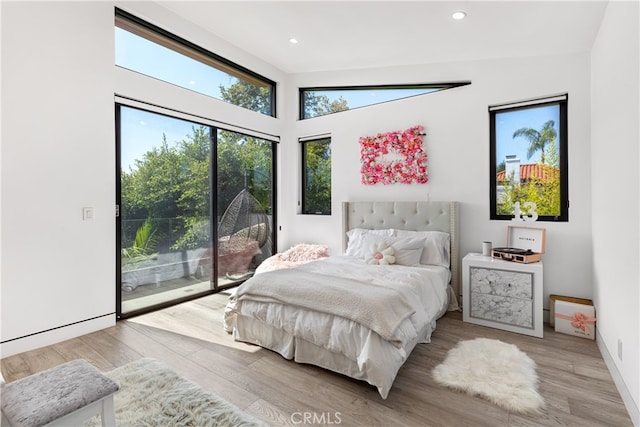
[116,28,231,100]
[495,104,560,166]
[120,106,198,172]
[309,88,439,116]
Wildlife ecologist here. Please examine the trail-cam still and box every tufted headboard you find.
[342,201,460,302]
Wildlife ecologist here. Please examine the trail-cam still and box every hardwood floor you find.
[1,292,632,427]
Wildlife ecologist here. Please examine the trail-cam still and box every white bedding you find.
[225,256,450,398]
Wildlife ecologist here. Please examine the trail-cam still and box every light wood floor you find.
[1,293,632,427]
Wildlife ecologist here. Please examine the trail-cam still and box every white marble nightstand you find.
[462,253,543,338]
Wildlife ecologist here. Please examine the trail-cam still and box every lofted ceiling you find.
[157,1,609,74]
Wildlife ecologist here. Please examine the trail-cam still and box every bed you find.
[224,201,460,398]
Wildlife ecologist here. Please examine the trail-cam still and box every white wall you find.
[281,53,594,312]
[591,1,640,423]
[1,1,116,356]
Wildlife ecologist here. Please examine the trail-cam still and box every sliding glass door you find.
[117,105,275,317]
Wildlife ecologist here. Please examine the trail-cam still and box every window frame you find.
[489,95,569,222]
[299,82,471,120]
[115,8,276,117]
[300,136,332,215]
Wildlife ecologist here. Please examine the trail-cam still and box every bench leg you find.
[101,396,116,427]
[42,394,117,427]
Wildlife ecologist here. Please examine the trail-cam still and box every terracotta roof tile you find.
[496,164,558,182]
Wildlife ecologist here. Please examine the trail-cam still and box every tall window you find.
[115,9,275,117]
[489,94,568,221]
[300,82,470,119]
[301,137,331,215]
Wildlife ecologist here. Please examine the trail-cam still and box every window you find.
[489,94,568,221]
[115,9,275,116]
[116,103,277,318]
[301,137,331,215]
[300,82,470,119]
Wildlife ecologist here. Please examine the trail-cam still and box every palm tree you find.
[512,120,557,165]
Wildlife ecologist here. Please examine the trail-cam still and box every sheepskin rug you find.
[432,338,544,413]
[85,358,267,427]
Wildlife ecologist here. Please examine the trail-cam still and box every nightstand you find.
[462,253,543,338]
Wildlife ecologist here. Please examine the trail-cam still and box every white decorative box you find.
[554,300,596,340]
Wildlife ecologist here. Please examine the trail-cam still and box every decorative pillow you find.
[365,241,396,265]
[362,234,424,266]
[393,230,451,267]
[281,243,329,262]
[345,228,395,258]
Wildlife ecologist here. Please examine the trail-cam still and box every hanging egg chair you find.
[217,188,269,276]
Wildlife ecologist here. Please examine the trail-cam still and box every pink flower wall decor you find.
[359,125,428,185]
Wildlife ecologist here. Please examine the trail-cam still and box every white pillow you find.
[364,241,396,265]
[345,228,395,258]
[362,234,424,266]
[393,230,451,267]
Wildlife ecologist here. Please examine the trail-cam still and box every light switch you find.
[83,207,94,221]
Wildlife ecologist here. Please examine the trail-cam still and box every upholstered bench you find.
[1,359,119,427]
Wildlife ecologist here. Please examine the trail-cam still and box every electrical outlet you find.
[618,339,623,361]
[82,207,94,221]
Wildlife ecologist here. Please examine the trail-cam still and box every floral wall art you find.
[359,125,428,185]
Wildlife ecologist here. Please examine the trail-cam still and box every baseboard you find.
[596,330,640,426]
[0,314,116,358]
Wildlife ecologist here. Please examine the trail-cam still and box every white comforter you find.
[225,256,450,398]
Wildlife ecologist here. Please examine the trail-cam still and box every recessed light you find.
[289,37,299,44]
[452,11,467,20]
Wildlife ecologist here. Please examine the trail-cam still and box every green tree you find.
[216,79,274,214]
[122,128,211,252]
[303,139,331,213]
[542,137,560,168]
[176,126,211,218]
[512,120,557,165]
[219,78,272,115]
[498,169,561,216]
[303,92,349,118]
[217,130,272,215]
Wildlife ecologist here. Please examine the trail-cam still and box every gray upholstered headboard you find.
[342,201,460,302]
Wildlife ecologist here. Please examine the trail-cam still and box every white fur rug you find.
[85,358,267,427]
[432,338,544,413]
